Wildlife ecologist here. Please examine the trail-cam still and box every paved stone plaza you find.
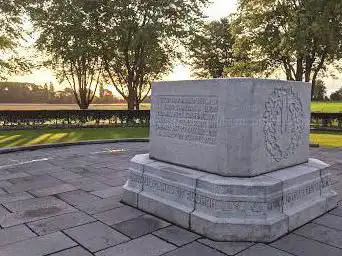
[0,142,341,256]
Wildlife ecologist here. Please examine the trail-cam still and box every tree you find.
[97,0,209,110]
[234,0,342,99]
[29,0,103,109]
[312,79,327,101]
[330,88,342,101]
[187,18,235,78]
[0,0,32,79]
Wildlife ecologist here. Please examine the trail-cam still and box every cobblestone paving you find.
[0,142,341,256]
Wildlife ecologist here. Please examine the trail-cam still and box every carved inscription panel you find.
[153,95,219,145]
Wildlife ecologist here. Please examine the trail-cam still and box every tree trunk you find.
[127,95,135,110]
[295,57,304,81]
[311,78,316,101]
[135,98,140,110]
[78,102,89,110]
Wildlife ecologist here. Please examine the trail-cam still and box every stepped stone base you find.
[122,154,338,242]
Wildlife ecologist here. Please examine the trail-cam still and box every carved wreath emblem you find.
[263,87,304,162]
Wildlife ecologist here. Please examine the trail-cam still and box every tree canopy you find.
[0,0,32,79]
[233,0,342,98]
[98,0,209,109]
[29,0,209,109]
[187,18,235,78]
[29,0,103,109]
[330,87,342,101]
[312,79,327,101]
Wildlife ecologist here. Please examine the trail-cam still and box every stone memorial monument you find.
[122,78,337,242]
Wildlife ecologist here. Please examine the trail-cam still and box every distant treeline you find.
[0,82,150,104]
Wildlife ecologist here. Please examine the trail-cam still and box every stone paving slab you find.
[29,184,77,197]
[197,239,254,256]
[57,190,100,208]
[0,196,77,228]
[0,142,340,256]
[112,214,170,239]
[93,205,144,226]
[6,174,63,193]
[153,225,201,247]
[0,232,76,256]
[0,180,12,188]
[95,234,176,256]
[64,221,130,252]
[49,246,93,256]
[0,204,9,216]
[313,213,342,230]
[294,222,342,249]
[0,192,34,204]
[27,211,96,235]
[235,244,293,256]
[163,241,226,256]
[0,172,29,182]
[0,225,36,247]
[271,234,342,256]
[69,177,111,192]
[0,188,6,195]
[76,195,123,214]
[91,186,123,198]
[330,206,342,217]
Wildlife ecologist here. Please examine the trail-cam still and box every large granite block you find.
[150,78,311,177]
[122,155,336,242]
[122,78,337,242]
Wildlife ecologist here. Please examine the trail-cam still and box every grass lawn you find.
[311,102,342,113]
[310,131,342,147]
[0,128,341,148]
[0,127,149,148]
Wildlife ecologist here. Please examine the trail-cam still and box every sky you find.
[10,0,342,96]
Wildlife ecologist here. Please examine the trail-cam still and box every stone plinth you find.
[150,78,311,177]
[122,78,337,242]
[122,154,337,242]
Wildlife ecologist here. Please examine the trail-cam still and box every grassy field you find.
[310,131,342,147]
[311,102,342,112]
[0,128,149,148]
[0,128,340,148]
[0,102,341,112]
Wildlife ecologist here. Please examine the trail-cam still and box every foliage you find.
[29,0,208,110]
[30,0,103,109]
[0,81,75,104]
[312,79,327,101]
[0,0,32,79]
[0,109,150,129]
[95,0,208,109]
[234,0,342,98]
[330,88,342,101]
[187,18,235,78]
[0,81,138,105]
